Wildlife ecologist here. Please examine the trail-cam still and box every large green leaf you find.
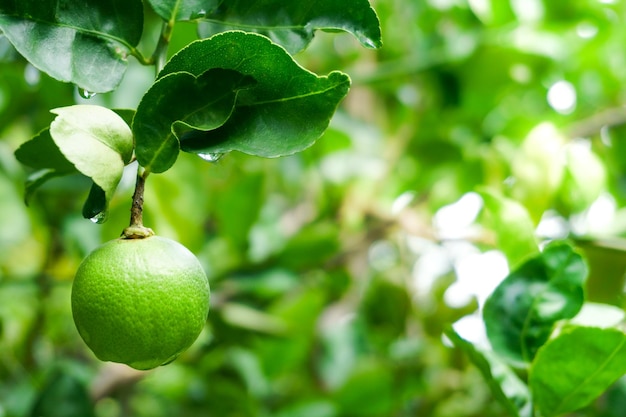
[530,326,626,417]
[133,68,255,173]
[0,0,143,93]
[483,242,587,364]
[158,31,351,163]
[444,327,532,417]
[48,105,134,221]
[150,0,382,53]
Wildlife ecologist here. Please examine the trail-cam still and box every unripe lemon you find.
[71,235,210,370]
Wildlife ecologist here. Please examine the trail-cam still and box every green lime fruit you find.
[71,235,210,370]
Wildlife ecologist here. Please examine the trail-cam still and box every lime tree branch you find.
[147,20,175,74]
[123,169,154,239]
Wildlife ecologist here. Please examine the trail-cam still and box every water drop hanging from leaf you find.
[78,88,97,99]
[197,153,224,163]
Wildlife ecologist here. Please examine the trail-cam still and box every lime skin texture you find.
[71,235,210,370]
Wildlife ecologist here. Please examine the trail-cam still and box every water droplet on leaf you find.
[78,88,97,99]
[196,9,207,18]
[197,152,223,163]
[89,212,107,224]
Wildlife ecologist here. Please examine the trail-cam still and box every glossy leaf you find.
[81,183,107,224]
[147,0,219,21]
[49,105,134,220]
[195,0,382,53]
[445,327,532,417]
[0,0,143,93]
[134,68,255,173]
[530,326,626,417]
[483,242,587,364]
[159,31,351,161]
[479,188,539,267]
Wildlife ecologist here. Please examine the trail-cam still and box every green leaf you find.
[30,367,95,417]
[81,183,107,224]
[133,68,255,173]
[478,188,539,267]
[159,31,351,161]
[195,0,382,53]
[48,105,134,220]
[444,327,532,417]
[332,360,394,417]
[14,128,77,201]
[483,242,587,364]
[147,0,219,21]
[0,0,143,93]
[15,129,75,172]
[112,109,137,130]
[530,326,626,417]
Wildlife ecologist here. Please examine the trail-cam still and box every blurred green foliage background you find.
[3,1,626,416]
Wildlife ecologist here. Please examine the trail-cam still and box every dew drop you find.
[194,9,207,19]
[89,211,107,224]
[197,152,223,163]
[78,88,97,99]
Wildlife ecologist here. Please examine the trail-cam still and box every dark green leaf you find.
[14,128,75,172]
[0,0,143,93]
[112,109,137,130]
[147,0,220,21]
[530,326,626,417]
[48,105,134,220]
[483,242,587,364]
[195,0,382,53]
[81,183,107,224]
[15,128,77,201]
[444,327,532,417]
[159,31,351,161]
[30,367,95,417]
[134,68,255,173]
[23,169,71,203]
[478,188,539,267]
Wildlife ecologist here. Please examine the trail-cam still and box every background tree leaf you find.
[134,68,255,173]
[195,0,382,53]
[482,242,587,364]
[49,105,134,220]
[29,366,95,417]
[0,0,143,93]
[159,31,351,160]
[530,326,626,417]
[444,327,532,417]
[478,188,539,267]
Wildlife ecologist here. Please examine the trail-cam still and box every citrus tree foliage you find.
[3,0,626,416]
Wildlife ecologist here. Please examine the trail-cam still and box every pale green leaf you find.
[48,105,134,220]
